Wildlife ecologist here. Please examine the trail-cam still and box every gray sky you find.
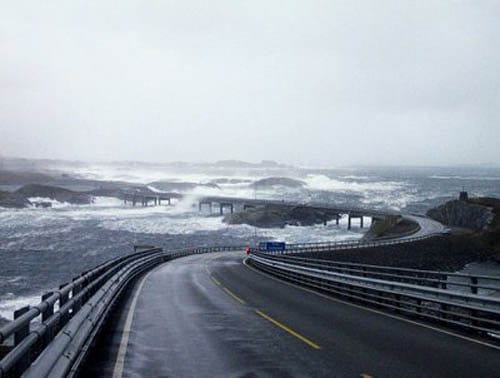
[1,1,499,166]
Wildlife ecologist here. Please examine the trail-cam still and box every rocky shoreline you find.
[0,184,94,208]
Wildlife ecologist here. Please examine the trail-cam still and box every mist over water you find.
[1,163,500,320]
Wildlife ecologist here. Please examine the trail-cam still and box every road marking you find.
[255,309,321,350]
[112,267,158,378]
[361,374,373,378]
[243,258,500,351]
[211,276,221,286]
[222,286,247,305]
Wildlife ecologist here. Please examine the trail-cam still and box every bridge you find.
[196,196,386,229]
[122,192,182,207]
[124,192,405,230]
[0,200,498,377]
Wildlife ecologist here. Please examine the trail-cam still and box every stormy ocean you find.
[1,163,499,321]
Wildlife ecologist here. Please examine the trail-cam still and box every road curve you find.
[83,251,500,378]
[402,214,448,239]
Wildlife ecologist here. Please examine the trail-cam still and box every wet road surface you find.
[85,251,500,378]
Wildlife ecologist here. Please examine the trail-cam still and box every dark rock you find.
[15,184,93,205]
[363,216,420,240]
[0,191,32,208]
[428,197,500,255]
[33,201,52,208]
[251,177,305,188]
[223,205,339,228]
[427,199,493,231]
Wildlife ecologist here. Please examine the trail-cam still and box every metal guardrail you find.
[252,252,500,295]
[266,232,441,254]
[0,245,244,378]
[248,252,500,340]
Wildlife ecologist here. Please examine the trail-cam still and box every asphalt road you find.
[403,215,448,239]
[85,251,500,378]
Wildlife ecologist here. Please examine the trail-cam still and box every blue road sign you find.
[259,242,286,251]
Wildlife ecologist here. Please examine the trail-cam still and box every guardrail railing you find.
[0,245,244,378]
[248,252,500,341]
[265,232,442,255]
[252,252,500,295]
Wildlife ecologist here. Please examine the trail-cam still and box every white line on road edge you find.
[243,258,500,351]
[112,266,160,378]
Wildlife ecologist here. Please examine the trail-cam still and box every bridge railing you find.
[0,245,244,378]
[248,252,500,340]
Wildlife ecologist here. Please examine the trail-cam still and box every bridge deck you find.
[198,196,398,217]
[84,251,500,378]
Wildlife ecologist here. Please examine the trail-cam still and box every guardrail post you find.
[72,278,82,314]
[14,306,30,346]
[416,298,422,314]
[59,283,69,326]
[13,306,31,375]
[41,292,55,348]
[441,274,447,290]
[470,277,478,294]
[41,292,54,322]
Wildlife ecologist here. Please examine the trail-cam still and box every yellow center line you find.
[361,374,373,378]
[211,275,221,286]
[223,287,247,305]
[255,309,321,350]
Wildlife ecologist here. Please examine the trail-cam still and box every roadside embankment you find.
[295,234,496,272]
[363,215,420,240]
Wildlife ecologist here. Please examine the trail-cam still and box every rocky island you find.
[223,204,339,228]
[251,177,306,188]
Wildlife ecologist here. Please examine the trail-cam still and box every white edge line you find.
[111,265,162,378]
[243,257,500,351]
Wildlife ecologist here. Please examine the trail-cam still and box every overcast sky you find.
[1,1,499,166]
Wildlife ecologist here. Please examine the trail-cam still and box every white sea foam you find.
[303,174,404,193]
[0,294,41,321]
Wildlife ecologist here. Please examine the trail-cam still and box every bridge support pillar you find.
[219,203,234,215]
[360,216,364,228]
[336,215,340,225]
[199,202,212,213]
[348,214,352,230]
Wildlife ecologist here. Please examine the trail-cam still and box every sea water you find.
[1,164,499,320]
